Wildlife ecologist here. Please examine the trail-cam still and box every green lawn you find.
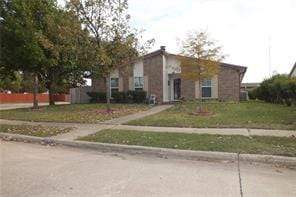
[126,101,296,130]
[0,124,73,137]
[79,129,296,157]
[0,104,150,123]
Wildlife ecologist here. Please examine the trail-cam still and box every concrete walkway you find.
[102,104,173,125]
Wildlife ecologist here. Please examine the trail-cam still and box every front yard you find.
[0,124,73,137]
[127,101,296,130]
[0,104,151,123]
[79,129,296,157]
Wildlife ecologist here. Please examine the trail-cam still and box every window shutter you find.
[128,77,133,90]
[119,77,123,92]
[144,76,149,92]
[212,75,218,98]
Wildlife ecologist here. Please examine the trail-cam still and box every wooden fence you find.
[70,86,92,104]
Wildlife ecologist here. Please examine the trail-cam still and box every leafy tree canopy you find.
[1,0,91,104]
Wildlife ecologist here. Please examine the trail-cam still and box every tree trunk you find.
[48,81,55,106]
[33,73,39,111]
[105,75,111,112]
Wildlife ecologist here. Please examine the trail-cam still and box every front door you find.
[174,79,181,100]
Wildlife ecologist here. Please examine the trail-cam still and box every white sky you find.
[128,0,296,82]
[60,0,296,83]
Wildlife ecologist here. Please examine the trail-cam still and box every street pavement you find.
[1,141,295,197]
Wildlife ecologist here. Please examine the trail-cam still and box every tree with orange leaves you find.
[178,30,225,112]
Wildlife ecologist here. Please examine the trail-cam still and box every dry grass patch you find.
[0,124,73,137]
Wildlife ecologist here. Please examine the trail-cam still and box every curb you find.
[1,132,296,168]
[239,154,296,167]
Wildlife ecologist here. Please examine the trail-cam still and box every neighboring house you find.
[289,62,296,78]
[240,82,260,101]
[92,46,247,103]
[241,83,260,92]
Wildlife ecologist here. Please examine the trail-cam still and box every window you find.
[110,78,119,96]
[201,79,212,98]
[134,77,144,91]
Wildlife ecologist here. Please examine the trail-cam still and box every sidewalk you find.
[1,117,295,140]
[0,119,112,140]
[0,105,173,140]
[0,102,69,110]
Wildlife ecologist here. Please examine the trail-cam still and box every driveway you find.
[0,102,70,110]
[1,141,295,197]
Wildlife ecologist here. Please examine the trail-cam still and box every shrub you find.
[112,92,127,103]
[255,75,296,106]
[87,92,106,103]
[126,90,147,103]
[87,90,147,103]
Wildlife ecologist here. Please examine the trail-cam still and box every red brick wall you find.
[0,94,69,103]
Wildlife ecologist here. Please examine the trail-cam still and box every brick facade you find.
[91,48,246,102]
[218,66,241,101]
[143,54,163,103]
[181,78,195,99]
[92,77,106,92]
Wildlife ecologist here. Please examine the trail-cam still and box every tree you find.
[178,30,224,112]
[1,0,53,109]
[0,71,47,93]
[69,0,149,112]
[0,72,22,93]
[37,7,91,105]
[1,0,90,107]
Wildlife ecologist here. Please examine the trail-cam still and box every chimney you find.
[160,46,166,51]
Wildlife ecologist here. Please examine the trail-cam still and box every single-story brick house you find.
[92,46,247,103]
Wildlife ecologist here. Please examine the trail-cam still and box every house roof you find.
[289,62,296,77]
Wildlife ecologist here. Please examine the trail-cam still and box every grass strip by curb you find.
[79,129,296,157]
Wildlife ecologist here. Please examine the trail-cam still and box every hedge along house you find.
[92,46,247,103]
